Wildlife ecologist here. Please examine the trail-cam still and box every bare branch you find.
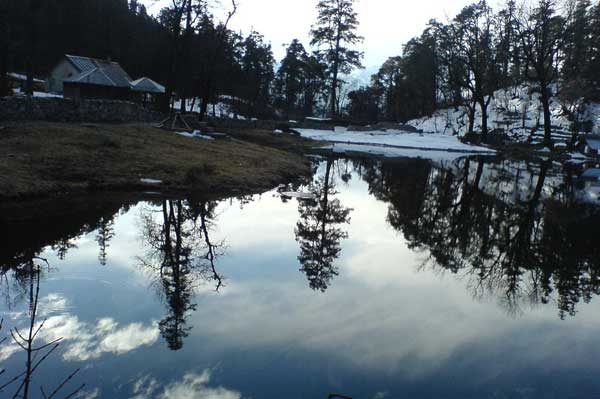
[47,368,81,399]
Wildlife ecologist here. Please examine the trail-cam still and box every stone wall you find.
[0,97,163,123]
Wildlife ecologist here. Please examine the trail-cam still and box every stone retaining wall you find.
[0,97,163,123]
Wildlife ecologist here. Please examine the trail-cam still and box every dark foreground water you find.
[2,155,600,399]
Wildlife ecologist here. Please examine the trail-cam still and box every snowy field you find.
[407,84,600,142]
[296,127,495,157]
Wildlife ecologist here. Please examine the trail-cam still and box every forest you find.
[1,0,599,142]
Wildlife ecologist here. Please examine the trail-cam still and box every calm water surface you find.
[2,156,600,398]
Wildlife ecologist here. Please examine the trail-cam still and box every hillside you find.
[407,84,600,145]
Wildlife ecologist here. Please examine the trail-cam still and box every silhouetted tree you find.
[295,159,352,291]
[310,0,364,117]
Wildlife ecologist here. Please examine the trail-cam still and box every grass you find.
[0,122,312,199]
[218,127,321,153]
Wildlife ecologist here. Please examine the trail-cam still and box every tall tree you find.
[295,159,352,291]
[451,1,500,139]
[371,56,402,121]
[238,31,275,118]
[274,39,310,119]
[310,0,364,117]
[587,2,600,97]
[517,0,564,147]
[0,0,15,96]
[562,0,591,81]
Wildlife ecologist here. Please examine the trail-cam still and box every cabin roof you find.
[64,55,132,88]
[130,77,165,94]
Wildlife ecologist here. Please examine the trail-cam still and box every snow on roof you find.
[7,72,44,83]
[130,77,165,94]
[64,55,132,88]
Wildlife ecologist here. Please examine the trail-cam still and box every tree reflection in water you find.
[357,156,600,318]
[139,199,225,350]
[296,158,353,292]
[0,259,84,399]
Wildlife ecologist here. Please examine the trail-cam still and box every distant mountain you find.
[342,65,379,90]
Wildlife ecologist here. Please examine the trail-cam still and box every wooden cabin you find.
[47,55,165,106]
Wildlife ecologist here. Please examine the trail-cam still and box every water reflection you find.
[356,156,600,318]
[296,158,353,292]
[0,261,85,399]
[3,155,600,397]
[139,199,225,350]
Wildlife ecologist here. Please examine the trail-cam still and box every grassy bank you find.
[0,122,312,199]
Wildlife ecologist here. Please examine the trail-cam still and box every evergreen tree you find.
[370,56,402,120]
[274,40,311,119]
[310,0,364,117]
[562,0,591,81]
[585,1,600,96]
[238,31,275,118]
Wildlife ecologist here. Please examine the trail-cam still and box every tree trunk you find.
[479,98,489,141]
[26,0,40,97]
[330,64,339,118]
[540,85,553,147]
[0,42,8,97]
[467,102,476,134]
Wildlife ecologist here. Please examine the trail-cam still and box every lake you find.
[2,154,600,399]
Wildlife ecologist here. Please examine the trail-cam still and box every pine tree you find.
[586,1,600,96]
[310,0,364,117]
[274,39,310,119]
[239,31,275,118]
[562,0,591,81]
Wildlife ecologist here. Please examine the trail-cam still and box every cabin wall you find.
[47,60,80,93]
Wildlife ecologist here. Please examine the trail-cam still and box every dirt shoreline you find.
[0,122,313,201]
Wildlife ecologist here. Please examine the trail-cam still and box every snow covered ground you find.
[173,96,250,119]
[296,127,495,158]
[12,88,63,98]
[407,84,600,144]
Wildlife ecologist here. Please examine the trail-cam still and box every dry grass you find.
[0,122,311,199]
[218,127,320,153]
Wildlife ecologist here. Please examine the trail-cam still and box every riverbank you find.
[0,122,312,200]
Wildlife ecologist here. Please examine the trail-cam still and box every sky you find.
[142,0,501,68]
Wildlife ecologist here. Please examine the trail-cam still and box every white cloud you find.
[131,370,242,399]
[1,294,159,363]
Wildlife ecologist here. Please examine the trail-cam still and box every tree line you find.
[3,0,598,137]
[347,0,600,146]
[0,0,365,120]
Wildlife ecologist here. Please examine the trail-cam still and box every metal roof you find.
[65,55,98,73]
[64,55,132,88]
[130,77,165,94]
[66,68,115,87]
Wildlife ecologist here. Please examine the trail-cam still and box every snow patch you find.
[297,128,495,154]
